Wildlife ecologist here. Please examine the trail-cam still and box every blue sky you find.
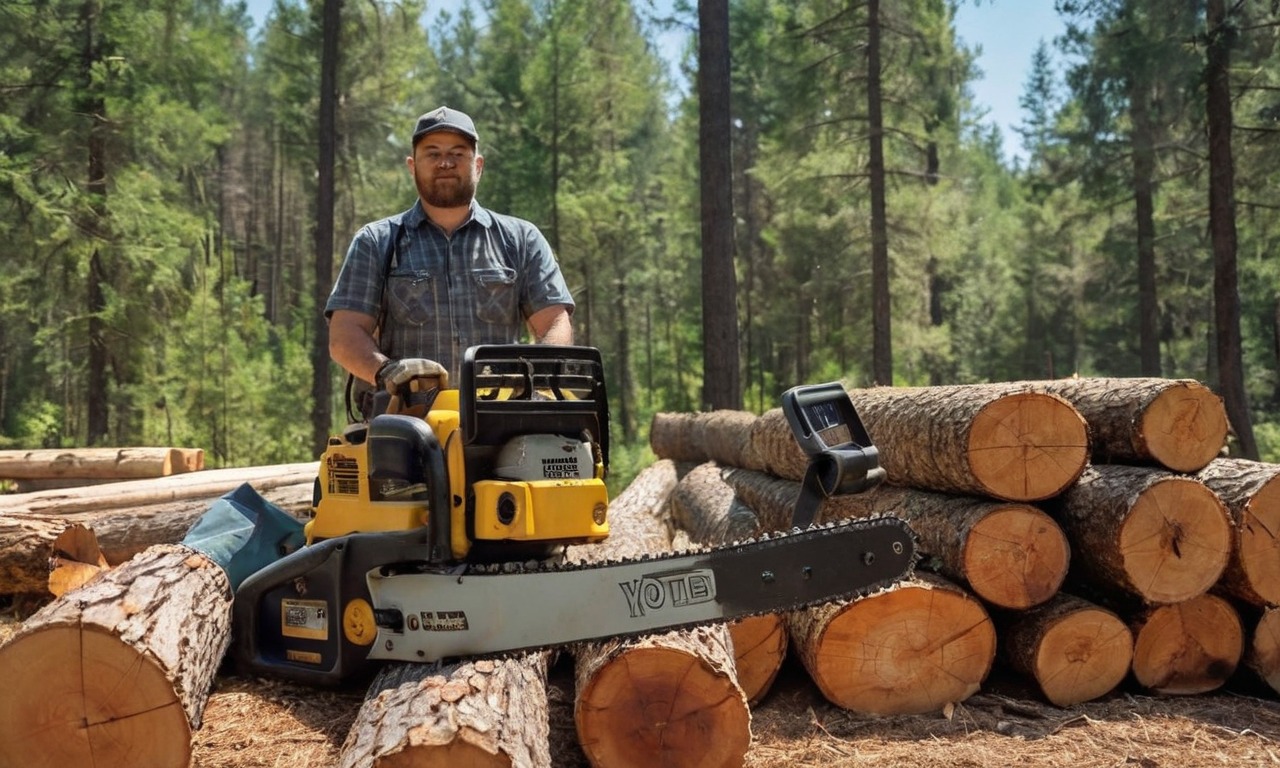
[243,0,1062,163]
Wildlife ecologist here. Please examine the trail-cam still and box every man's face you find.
[408,131,483,209]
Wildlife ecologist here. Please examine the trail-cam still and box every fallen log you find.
[1194,457,1280,607]
[1030,377,1228,472]
[648,410,762,470]
[1246,606,1280,696]
[721,468,1070,610]
[567,460,752,768]
[667,462,786,705]
[0,544,231,767]
[999,592,1133,706]
[0,481,314,596]
[0,446,205,481]
[0,462,318,516]
[1052,465,1232,605]
[787,572,996,715]
[1129,593,1242,695]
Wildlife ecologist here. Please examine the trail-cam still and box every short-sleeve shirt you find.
[325,200,575,381]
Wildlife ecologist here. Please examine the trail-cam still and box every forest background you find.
[3,0,1279,494]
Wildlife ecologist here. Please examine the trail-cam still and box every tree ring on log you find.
[967,393,1088,501]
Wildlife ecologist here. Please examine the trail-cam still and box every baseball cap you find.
[411,106,479,146]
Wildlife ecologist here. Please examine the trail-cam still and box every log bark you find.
[1030,377,1228,472]
[567,460,752,768]
[722,468,1070,610]
[1053,465,1232,605]
[649,410,761,470]
[999,592,1133,706]
[338,655,552,768]
[666,462,785,705]
[846,384,1089,502]
[1246,605,1280,696]
[0,446,205,480]
[786,572,995,715]
[1194,457,1280,606]
[0,481,314,596]
[0,544,231,767]
[0,462,318,516]
[1129,593,1242,695]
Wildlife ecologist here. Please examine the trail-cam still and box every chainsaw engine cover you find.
[495,434,595,480]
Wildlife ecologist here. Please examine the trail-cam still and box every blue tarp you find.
[182,482,307,591]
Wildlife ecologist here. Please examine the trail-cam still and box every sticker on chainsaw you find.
[281,599,329,641]
[541,456,583,478]
[619,569,716,618]
[419,611,470,631]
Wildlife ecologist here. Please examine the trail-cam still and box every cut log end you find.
[965,505,1070,609]
[1236,476,1280,606]
[0,626,191,767]
[967,393,1088,501]
[1119,478,1232,604]
[728,615,787,705]
[1032,608,1133,707]
[1248,607,1280,697]
[576,646,751,768]
[1131,594,1243,695]
[1140,383,1229,472]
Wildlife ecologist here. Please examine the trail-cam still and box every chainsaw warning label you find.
[618,569,716,618]
[281,599,329,641]
[420,611,469,632]
[541,456,582,478]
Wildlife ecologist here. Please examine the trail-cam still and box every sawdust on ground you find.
[4,603,1279,768]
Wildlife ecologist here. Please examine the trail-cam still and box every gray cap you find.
[411,106,479,146]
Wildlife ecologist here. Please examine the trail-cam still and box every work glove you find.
[374,357,448,392]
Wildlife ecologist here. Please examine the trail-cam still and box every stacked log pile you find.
[0,446,205,492]
[650,376,1276,710]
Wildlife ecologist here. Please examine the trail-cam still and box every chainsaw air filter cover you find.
[495,434,594,480]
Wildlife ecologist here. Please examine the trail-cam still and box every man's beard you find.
[416,172,477,208]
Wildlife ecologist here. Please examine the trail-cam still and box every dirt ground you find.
[5,600,1280,768]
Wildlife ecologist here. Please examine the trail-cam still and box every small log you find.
[338,656,552,768]
[649,410,762,469]
[1129,593,1242,695]
[787,572,996,715]
[721,468,1070,610]
[846,384,1089,502]
[666,462,785,704]
[0,462,318,516]
[1031,377,1228,472]
[999,592,1133,706]
[1246,606,1280,696]
[567,460,752,768]
[0,446,205,480]
[1194,457,1280,606]
[0,544,231,767]
[1053,465,1232,605]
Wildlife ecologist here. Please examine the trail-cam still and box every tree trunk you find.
[846,384,1089,501]
[0,544,231,767]
[1194,457,1280,606]
[999,592,1133,707]
[1129,593,1242,695]
[666,462,785,704]
[338,655,552,768]
[0,447,204,481]
[566,460,751,768]
[1031,377,1227,472]
[1053,465,1231,604]
[787,572,995,715]
[867,0,891,386]
[721,468,1069,610]
[311,0,340,456]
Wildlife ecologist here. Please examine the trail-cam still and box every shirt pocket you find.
[472,267,518,324]
[386,272,437,327]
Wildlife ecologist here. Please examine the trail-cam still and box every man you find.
[326,106,575,400]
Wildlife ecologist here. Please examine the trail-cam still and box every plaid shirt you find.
[325,200,575,381]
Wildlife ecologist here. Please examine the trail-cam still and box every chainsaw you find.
[232,345,915,686]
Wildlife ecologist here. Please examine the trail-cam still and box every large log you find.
[0,481,314,596]
[0,462,318,516]
[1030,377,1228,472]
[0,544,231,767]
[845,384,1089,502]
[667,462,786,705]
[338,655,552,768]
[0,446,205,481]
[999,592,1133,706]
[1129,593,1242,695]
[787,572,996,715]
[721,468,1070,610]
[1053,465,1232,605]
[1194,457,1280,606]
[649,410,761,470]
[567,460,752,768]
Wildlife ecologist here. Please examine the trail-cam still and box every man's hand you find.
[375,358,448,392]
